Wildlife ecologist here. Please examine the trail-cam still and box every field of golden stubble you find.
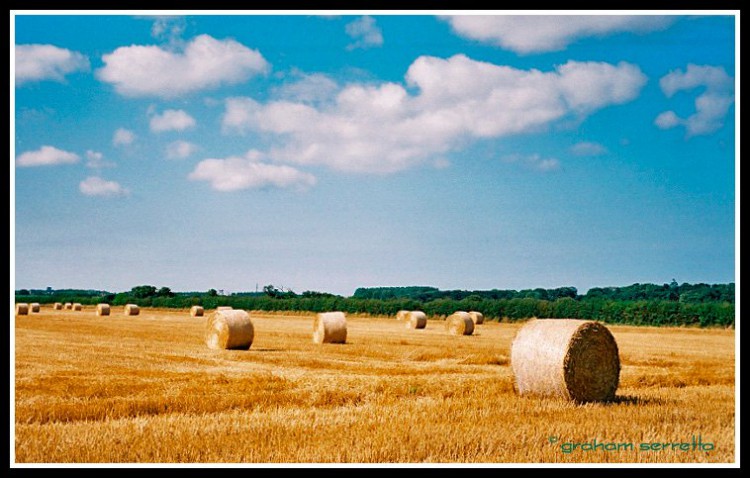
[14,306,735,463]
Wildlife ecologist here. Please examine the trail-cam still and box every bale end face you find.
[124,304,140,316]
[64,303,72,310]
[205,309,254,350]
[511,319,620,403]
[30,303,41,313]
[96,304,111,316]
[16,303,29,315]
[446,312,474,336]
[72,303,82,311]
[53,302,63,310]
[313,312,347,344]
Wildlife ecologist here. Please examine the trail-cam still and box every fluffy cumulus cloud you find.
[273,73,339,105]
[222,54,646,174]
[166,140,198,159]
[655,64,734,136]
[149,109,196,132]
[16,145,79,167]
[441,15,674,54]
[79,176,129,197]
[570,141,608,156]
[85,150,115,169]
[15,44,90,85]
[112,128,136,146]
[345,16,384,50]
[96,34,269,98]
[189,150,317,192]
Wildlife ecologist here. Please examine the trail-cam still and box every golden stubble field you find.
[13,307,735,463]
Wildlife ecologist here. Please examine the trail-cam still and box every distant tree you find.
[18,289,30,296]
[157,286,174,297]
[207,288,218,297]
[130,285,158,298]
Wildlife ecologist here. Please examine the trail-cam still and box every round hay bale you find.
[53,302,63,310]
[205,309,254,350]
[510,318,620,402]
[405,311,427,329]
[72,303,82,311]
[190,305,204,317]
[313,312,347,344]
[30,303,40,313]
[446,311,474,336]
[16,303,29,315]
[96,303,110,316]
[468,311,484,325]
[64,302,72,310]
[124,304,140,316]
[216,306,233,311]
[395,310,409,321]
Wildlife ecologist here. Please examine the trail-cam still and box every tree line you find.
[15,282,734,328]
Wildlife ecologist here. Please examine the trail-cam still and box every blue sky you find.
[13,13,736,296]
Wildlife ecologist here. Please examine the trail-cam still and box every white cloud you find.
[15,44,89,85]
[570,141,607,156]
[503,153,560,172]
[79,176,129,197]
[113,128,136,147]
[655,64,734,136]
[188,150,317,192]
[149,109,196,132]
[166,140,198,159]
[441,15,674,54]
[150,16,186,43]
[345,16,384,50]
[16,145,79,167]
[273,73,339,105]
[96,34,269,98]
[85,150,115,169]
[222,54,645,174]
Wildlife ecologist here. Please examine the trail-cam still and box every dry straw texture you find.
[313,312,347,344]
[72,303,82,311]
[96,304,110,316]
[53,303,63,310]
[468,311,484,325]
[16,303,29,315]
[190,306,204,317]
[216,306,233,311]
[446,311,475,336]
[124,304,140,316]
[30,303,40,313]
[205,309,254,350]
[395,310,409,321]
[405,311,427,329]
[510,318,620,402]
[64,303,73,310]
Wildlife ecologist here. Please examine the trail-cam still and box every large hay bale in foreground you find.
[446,311,474,336]
[72,303,82,311]
[313,312,347,344]
[468,311,484,325]
[16,303,29,315]
[64,302,72,310]
[205,309,254,350]
[510,318,620,402]
[190,305,204,317]
[395,310,409,321]
[124,304,140,316]
[53,302,63,310]
[96,304,110,316]
[405,311,427,329]
[216,306,233,311]
[30,303,40,313]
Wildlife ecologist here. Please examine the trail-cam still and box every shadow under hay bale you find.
[205,309,254,350]
[313,312,347,344]
[510,318,620,403]
[446,311,474,336]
